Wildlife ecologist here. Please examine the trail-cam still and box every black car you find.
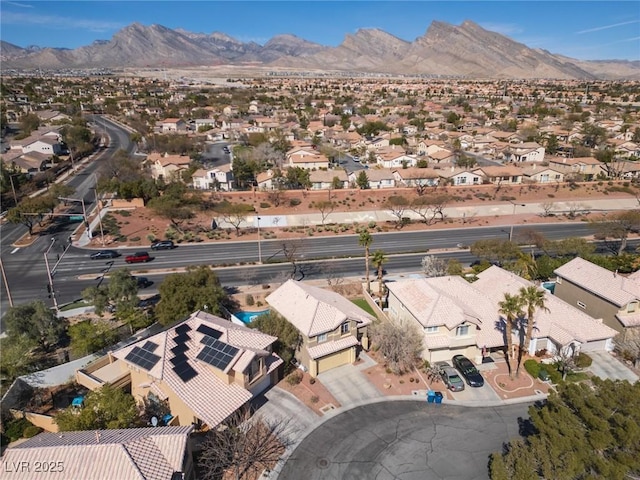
[135,277,153,288]
[90,250,120,260]
[452,355,485,387]
[151,240,175,250]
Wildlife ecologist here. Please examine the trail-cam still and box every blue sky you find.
[1,1,638,61]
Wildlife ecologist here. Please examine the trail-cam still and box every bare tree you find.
[614,330,640,369]
[198,407,296,480]
[312,200,336,226]
[566,201,589,218]
[409,194,450,225]
[321,262,344,289]
[370,320,423,375]
[590,210,640,255]
[217,203,252,237]
[280,239,305,279]
[421,255,448,277]
[540,201,555,217]
[385,195,410,228]
[553,347,577,381]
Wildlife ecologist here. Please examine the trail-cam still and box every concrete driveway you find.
[252,386,318,442]
[318,359,382,406]
[276,400,531,480]
[449,380,503,404]
[587,351,639,383]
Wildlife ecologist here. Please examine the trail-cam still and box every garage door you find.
[317,349,352,374]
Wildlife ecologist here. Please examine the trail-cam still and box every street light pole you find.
[93,174,105,246]
[256,216,262,264]
[44,237,59,311]
[0,257,14,307]
[9,173,19,205]
[508,201,526,242]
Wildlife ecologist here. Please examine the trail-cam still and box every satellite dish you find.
[151,416,158,427]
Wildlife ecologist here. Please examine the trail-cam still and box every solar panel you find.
[170,353,187,367]
[174,324,192,335]
[174,332,191,344]
[171,343,189,355]
[173,361,198,382]
[125,346,160,371]
[200,335,224,348]
[142,341,159,352]
[196,324,222,340]
[196,339,239,371]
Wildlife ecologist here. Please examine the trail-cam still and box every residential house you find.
[1,426,195,480]
[521,165,565,184]
[392,167,440,188]
[554,257,640,336]
[76,311,283,430]
[547,156,606,181]
[309,169,349,190]
[256,169,276,190]
[266,280,374,377]
[11,151,52,175]
[428,149,457,165]
[472,165,523,185]
[501,142,545,163]
[160,118,187,133]
[348,168,396,189]
[148,153,192,182]
[192,164,234,191]
[375,148,417,169]
[385,266,617,364]
[285,146,329,170]
[439,167,483,186]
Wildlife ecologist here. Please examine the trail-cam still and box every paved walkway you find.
[587,351,639,383]
[317,352,382,405]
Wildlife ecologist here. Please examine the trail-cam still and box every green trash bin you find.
[434,391,443,404]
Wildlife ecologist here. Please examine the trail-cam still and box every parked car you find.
[135,277,152,288]
[125,252,151,264]
[150,240,175,250]
[452,355,484,387]
[222,146,231,154]
[434,361,465,392]
[90,250,120,260]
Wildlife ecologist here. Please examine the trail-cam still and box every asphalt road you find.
[277,400,532,480]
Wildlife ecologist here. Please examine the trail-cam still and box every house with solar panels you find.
[76,311,283,430]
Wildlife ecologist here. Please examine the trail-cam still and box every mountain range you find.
[1,20,639,80]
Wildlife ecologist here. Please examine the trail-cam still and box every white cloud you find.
[5,2,34,8]
[1,11,123,32]
[576,20,638,34]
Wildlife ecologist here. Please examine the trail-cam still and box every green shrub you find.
[575,352,592,368]
[289,198,302,207]
[146,234,156,242]
[524,359,541,378]
[23,425,43,438]
[245,294,255,306]
[129,236,141,242]
[310,395,319,404]
[260,202,271,208]
[5,418,32,442]
[286,370,303,386]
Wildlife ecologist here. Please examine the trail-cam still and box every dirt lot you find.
[87,181,637,248]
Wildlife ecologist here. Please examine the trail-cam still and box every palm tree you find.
[371,249,388,300]
[498,293,524,379]
[358,231,373,293]
[518,285,549,375]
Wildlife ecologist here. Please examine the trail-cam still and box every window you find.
[317,333,328,343]
[627,302,638,313]
[577,301,586,309]
[425,326,438,333]
[456,325,470,336]
[341,323,350,334]
[247,358,262,383]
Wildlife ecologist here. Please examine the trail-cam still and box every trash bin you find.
[434,391,443,404]
[427,390,436,403]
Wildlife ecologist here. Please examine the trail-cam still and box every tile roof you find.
[554,257,640,307]
[3,426,192,480]
[266,280,374,337]
[307,336,360,359]
[111,311,282,429]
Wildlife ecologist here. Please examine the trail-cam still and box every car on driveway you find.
[452,355,484,387]
[125,251,151,264]
[150,240,175,250]
[90,250,120,260]
[434,361,465,392]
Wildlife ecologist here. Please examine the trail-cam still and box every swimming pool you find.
[234,309,270,324]
[542,281,556,294]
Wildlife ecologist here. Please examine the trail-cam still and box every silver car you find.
[435,361,465,392]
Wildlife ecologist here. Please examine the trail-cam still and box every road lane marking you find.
[10,248,19,254]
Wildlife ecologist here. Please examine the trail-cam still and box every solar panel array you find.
[174,332,191,344]
[196,324,222,340]
[169,323,199,383]
[175,324,191,335]
[142,341,159,352]
[173,361,198,382]
[125,346,161,371]
[171,343,189,355]
[196,337,239,371]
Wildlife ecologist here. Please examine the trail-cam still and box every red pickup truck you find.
[125,251,151,264]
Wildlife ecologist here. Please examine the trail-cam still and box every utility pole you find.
[256,216,262,264]
[93,174,105,246]
[9,173,19,205]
